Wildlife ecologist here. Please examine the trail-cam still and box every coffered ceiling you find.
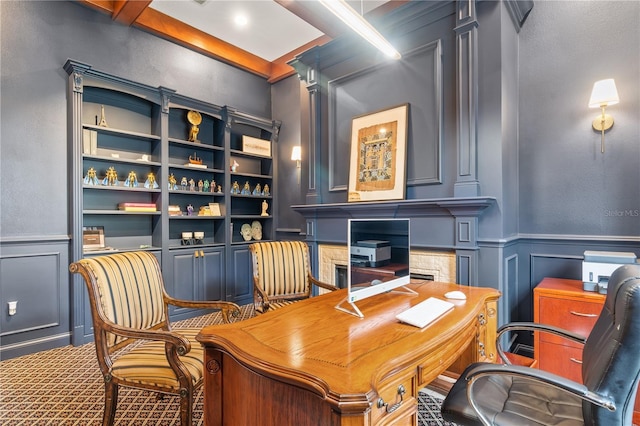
[78,0,407,83]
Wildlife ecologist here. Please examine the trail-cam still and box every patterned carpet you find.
[0,304,454,425]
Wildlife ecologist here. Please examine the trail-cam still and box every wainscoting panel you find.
[0,239,70,360]
[530,253,583,287]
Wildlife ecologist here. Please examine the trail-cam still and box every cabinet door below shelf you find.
[168,248,225,319]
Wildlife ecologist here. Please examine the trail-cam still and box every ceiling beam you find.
[112,0,152,25]
[75,0,405,83]
[135,7,274,78]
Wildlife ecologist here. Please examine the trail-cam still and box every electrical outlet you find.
[8,301,17,316]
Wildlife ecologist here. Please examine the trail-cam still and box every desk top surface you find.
[197,281,499,397]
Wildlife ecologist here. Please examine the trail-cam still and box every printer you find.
[350,240,391,267]
[582,250,638,293]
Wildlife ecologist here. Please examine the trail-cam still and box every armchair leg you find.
[103,381,118,426]
[180,391,193,426]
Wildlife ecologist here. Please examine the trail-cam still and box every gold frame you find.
[348,103,409,202]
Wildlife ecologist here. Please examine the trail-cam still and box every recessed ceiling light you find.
[234,13,248,28]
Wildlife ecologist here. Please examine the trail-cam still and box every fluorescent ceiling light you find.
[318,0,401,60]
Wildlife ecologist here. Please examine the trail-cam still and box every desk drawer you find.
[372,372,416,425]
[538,296,602,348]
[538,341,583,383]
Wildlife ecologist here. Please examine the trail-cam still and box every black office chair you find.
[441,264,640,426]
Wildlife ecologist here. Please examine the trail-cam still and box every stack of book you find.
[118,202,157,212]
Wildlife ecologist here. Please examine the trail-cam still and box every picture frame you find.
[242,135,271,157]
[208,203,221,217]
[83,226,105,250]
[348,103,409,202]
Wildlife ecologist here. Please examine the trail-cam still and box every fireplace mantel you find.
[291,197,496,219]
[291,197,496,286]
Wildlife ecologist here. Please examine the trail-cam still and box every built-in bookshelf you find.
[65,60,280,344]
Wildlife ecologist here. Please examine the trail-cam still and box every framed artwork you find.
[348,103,409,202]
[82,226,105,251]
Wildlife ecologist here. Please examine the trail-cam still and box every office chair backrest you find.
[249,241,311,298]
[582,264,640,424]
[75,251,167,348]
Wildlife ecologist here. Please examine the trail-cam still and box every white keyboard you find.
[396,297,455,328]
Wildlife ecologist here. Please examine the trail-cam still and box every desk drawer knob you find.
[377,384,406,413]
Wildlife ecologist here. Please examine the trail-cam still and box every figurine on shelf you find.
[168,173,178,190]
[217,184,223,193]
[189,178,196,191]
[98,104,108,127]
[240,223,252,241]
[144,172,159,189]
[252,183,262,196]
[203,179,210,192]
[124,171,138,188]
[84,167,99,185]
[198,179,204,192]
[186,204,194,216]
[102,166,118,186]
[262,184,270,196]
[180,176,188,190]
[231,159,239,172]
[187,110,202,143]
[251,220,263,241]
[261,199,269,216]
[210,179,216,192]
[230,181,240,194]
[241,181,251,195]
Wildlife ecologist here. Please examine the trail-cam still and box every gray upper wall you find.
[518,1,640,238]
[1,1,639,242]
[0,1,271,239]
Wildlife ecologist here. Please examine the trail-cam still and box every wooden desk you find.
[197,281,500,426]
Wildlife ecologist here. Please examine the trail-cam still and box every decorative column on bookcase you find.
[454,0,480,197]
[63,59,90,347]
[158,86,175,272]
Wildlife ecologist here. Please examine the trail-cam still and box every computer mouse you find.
[444,290,467,300]
[371,279,383,285]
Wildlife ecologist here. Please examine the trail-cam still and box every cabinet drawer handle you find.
[569,311,597,318]
[570,357,583,364]
[377,384,406,413]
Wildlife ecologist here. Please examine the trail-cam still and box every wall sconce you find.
[588,78,619,153]
[291,146,301,168]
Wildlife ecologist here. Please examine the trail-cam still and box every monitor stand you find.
[334,286,417,318]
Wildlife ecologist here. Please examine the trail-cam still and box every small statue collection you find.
[168,172,222,194]
[83,167,159,189]
[229,180,270,197]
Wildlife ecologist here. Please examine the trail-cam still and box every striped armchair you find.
[69,251,240,426]
[248,241,336,314]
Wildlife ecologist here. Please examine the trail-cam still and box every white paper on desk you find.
[395,297,455,328]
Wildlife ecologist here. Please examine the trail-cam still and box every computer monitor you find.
[335,218,414,317]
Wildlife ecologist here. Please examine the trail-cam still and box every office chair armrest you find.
[164,295,241,323]
[309,275,338,291]
[464,363,616,425]
[496,322,587,364]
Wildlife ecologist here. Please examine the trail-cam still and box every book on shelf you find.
[82,129,98,155]
[118,202,157,212]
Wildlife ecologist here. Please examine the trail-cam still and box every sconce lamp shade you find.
[589,79,619,108]
[291,146,301,162]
